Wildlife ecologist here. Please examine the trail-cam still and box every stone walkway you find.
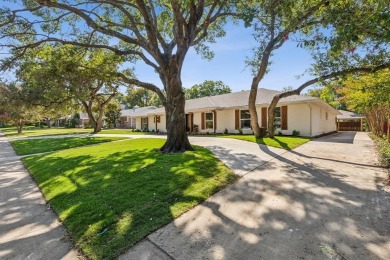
[0,131,80,259]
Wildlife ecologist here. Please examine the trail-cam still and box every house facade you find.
[120,88,340,137]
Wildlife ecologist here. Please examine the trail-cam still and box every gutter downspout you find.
[307,103,312,137]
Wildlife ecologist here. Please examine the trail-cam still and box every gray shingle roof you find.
[337,110,365,119]
[120,106,157,117]
[120,88,326,117]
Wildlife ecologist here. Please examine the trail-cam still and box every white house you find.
[120,88,341,137]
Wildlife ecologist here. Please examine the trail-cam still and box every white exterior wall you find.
[131,102,337,137]
[311,105,337,136]
[283,103,311,137]
[157,115,167,133]
[216,110,235,133]
[135,117,142,130]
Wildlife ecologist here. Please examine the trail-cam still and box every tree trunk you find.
[94,107,104,133]
[268,106,276,138]
[82,101,98,132]
[267,96,281,138]
[17,119,24,134]
[249,84,262,137]
[46,118,51,128]
[160,78,193,153]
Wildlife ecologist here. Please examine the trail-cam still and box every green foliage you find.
[185,80,231,100]
[369,133,390,169]
[292,130,301,137]
[0,82,43,131]
[125,86,162,108]
[11,137,125,155]
[23,138,236,259]
[338,70,390,114]
[307,84,347,110]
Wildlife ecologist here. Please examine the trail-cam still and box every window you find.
[274,107,281,130]
[240,110,251,128]
[141,117,148,130]
[205,112,214,129]
[325,112,328,120]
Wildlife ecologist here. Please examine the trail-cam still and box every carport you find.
[336,110,365,131]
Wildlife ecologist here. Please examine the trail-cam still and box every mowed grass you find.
[2,126,91,137]
[11,137,126,155]
[100,129,151,135]
[220,135,311,149]
[1,126,153,137]
[23,138,236,259]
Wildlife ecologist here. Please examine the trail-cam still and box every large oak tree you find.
[1,0,233,152]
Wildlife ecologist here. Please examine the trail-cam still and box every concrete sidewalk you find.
[121,132,390,260]
[0,131,80,259]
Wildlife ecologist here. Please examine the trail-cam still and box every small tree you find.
[104,99,121,129]
[0,83,42,133]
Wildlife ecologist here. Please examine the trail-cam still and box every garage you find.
[337,110,365,131]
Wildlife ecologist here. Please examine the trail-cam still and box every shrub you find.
[237,128,243,135]
[369,133,390,168]
[278,131,283,136]
[224,128,228,134]
[292,130,300,137]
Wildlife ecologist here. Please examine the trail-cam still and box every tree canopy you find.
[0,0,235,152]
[185,80,231,99]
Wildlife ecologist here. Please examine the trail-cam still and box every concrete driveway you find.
[122,132,390,259]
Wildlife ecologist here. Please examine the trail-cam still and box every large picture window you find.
[274,107,281,130]
[240,110,251,128]
[205,112,214,129]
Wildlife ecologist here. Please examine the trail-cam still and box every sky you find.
[133,23,315,93]
[0,3,317,94]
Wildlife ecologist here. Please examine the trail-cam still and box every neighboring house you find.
[336,110,365,131]
[120,88,341,137]
[77,113,90,127]
[120,106,157,130]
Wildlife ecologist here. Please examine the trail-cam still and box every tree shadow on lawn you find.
[255,136,291,150]
[22,143,236,259]
[142,144,390,260]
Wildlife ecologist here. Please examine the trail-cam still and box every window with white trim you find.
[205,112,214,129]
[240,110,251,128]
[274,107,281,130]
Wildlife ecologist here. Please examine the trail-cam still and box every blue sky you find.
[134,23,315,93]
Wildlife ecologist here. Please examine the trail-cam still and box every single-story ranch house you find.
[120,88,341,137]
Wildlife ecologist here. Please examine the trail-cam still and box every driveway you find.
[122,132,390,259]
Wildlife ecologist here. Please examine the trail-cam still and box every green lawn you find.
[100,129,151,135]
[1,126,153,137]
[1,126,91,137]
[11,137,126,155]
[23,138,236,259]
[219,135,311,149]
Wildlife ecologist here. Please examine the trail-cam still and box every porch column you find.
[360,118,363,131]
